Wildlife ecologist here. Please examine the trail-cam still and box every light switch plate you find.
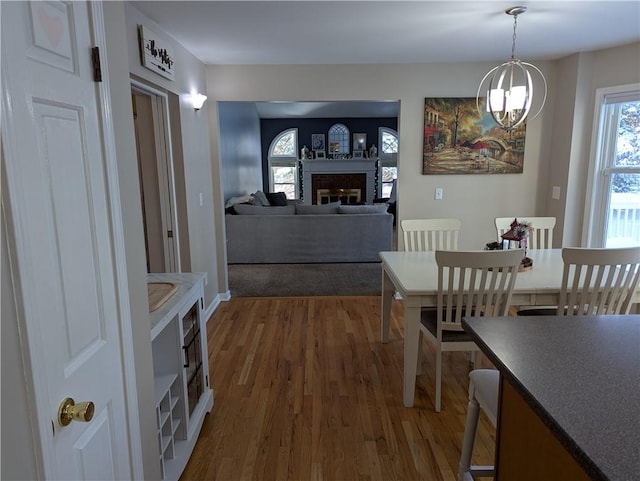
[552,186,561,200]
[435,188,443,200]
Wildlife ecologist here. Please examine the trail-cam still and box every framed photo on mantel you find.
[312,133,325,152]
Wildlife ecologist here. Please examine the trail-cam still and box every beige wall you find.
[206,62,552,250]
[547,42,640,247]
[207,43,640,254]
[124,4,219,307]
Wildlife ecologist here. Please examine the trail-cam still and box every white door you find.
[2,2,135,479]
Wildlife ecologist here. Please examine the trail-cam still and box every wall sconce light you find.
[476,6,547,131]
[190,92,207,111]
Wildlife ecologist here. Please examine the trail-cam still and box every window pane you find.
[382,166,397,182]
[273,184,295,199]
[615,101,640,167]
[328,124,349,154]
[382,131,398,154]
[272,166,295,183]
[606,173,640,247]
[272,131,296,156]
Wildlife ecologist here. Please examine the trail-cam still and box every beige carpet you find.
[227,262,382,297]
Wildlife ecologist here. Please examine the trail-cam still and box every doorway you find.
[131,81,181,272]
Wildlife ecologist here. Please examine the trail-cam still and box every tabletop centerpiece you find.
[486,218,534,271]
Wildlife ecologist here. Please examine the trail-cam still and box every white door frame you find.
[131,79,181,272]
[1,3,143,478]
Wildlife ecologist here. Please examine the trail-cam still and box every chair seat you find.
[468,369,499,426]
[516,307,558,316]
[420,308,475,342]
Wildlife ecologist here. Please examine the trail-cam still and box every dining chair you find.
[419,248,522,412]
[401,218,461,251]
[495,216,556,249]
[518,245,640,316]
[460,245,640,480]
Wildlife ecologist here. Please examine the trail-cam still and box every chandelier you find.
[476,6,547,131]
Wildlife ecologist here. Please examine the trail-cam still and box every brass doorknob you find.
[58,397,95,426]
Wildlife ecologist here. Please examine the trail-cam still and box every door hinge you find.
[167,230,173,238]
[91,46,102,82]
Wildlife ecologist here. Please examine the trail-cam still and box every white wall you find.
[206,63,552,250]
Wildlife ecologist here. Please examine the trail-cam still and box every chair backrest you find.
[435,249,523,335]
[402,218,461,251]
[495,216,556,249]
[558,246,640,315]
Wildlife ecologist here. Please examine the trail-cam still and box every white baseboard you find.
[204,291,231,323]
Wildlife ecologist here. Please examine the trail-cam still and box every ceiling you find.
[129,1,640,118]
[130,1,639,65]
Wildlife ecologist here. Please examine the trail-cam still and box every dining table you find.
[379,248,640,407]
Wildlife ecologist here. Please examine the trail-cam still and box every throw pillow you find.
[234,204,295,215]
[252,191,270,206]
[266,192,288,206]
[338,204,389,214]
[225,194,254,208]
[295,201,341,215]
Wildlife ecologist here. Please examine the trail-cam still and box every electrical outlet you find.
[435,188,443,200]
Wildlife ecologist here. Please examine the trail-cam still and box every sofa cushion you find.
[252,191,270,206]
[234,204,295,215]
[266,192,288,206]
[338,204,389,214]
[295,201,341,215]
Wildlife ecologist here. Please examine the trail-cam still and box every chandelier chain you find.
[511,14,518,60]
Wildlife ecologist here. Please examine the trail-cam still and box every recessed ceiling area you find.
[254,101,399,119]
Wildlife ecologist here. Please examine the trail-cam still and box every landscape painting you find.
[423,97,526,175]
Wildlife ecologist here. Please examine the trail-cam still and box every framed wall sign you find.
[138,25,175,81]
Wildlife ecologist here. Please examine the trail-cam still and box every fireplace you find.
[312,173,366,205]
[301,159,377,205]
[316,188,361,205]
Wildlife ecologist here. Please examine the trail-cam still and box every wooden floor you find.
[180,296,496,481]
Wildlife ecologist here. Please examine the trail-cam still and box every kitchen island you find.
[462,315,639,481]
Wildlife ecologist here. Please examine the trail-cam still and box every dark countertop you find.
[462,315,640,481]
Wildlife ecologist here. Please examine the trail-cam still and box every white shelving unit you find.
[149,273,214,481]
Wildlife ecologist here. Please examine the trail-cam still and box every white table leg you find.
[403,301,421,407]
[381,268,394,343]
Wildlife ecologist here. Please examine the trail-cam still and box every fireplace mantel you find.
[301,159,377,204]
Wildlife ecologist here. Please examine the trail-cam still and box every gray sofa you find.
[225,203,394,263]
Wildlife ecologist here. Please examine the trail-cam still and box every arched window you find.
[378,127,398,198]
[328,123,350,157]
[268,128,299,199]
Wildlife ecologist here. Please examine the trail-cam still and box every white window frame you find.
[268,128,299,199]
[377,127,398,197]
[584,83,640,247]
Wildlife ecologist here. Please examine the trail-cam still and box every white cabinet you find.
[149,273,214,481]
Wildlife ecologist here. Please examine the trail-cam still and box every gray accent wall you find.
[218,102,263,202]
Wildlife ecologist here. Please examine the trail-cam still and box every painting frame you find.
[353,150,364,159]
[422,97,527,175]
[312,133,325,152]
[353,133,367,152]
[315,151,326,159]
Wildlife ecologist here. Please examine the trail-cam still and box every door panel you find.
[2,1,133,479]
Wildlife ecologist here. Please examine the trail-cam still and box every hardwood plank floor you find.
[180,296,496,481]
